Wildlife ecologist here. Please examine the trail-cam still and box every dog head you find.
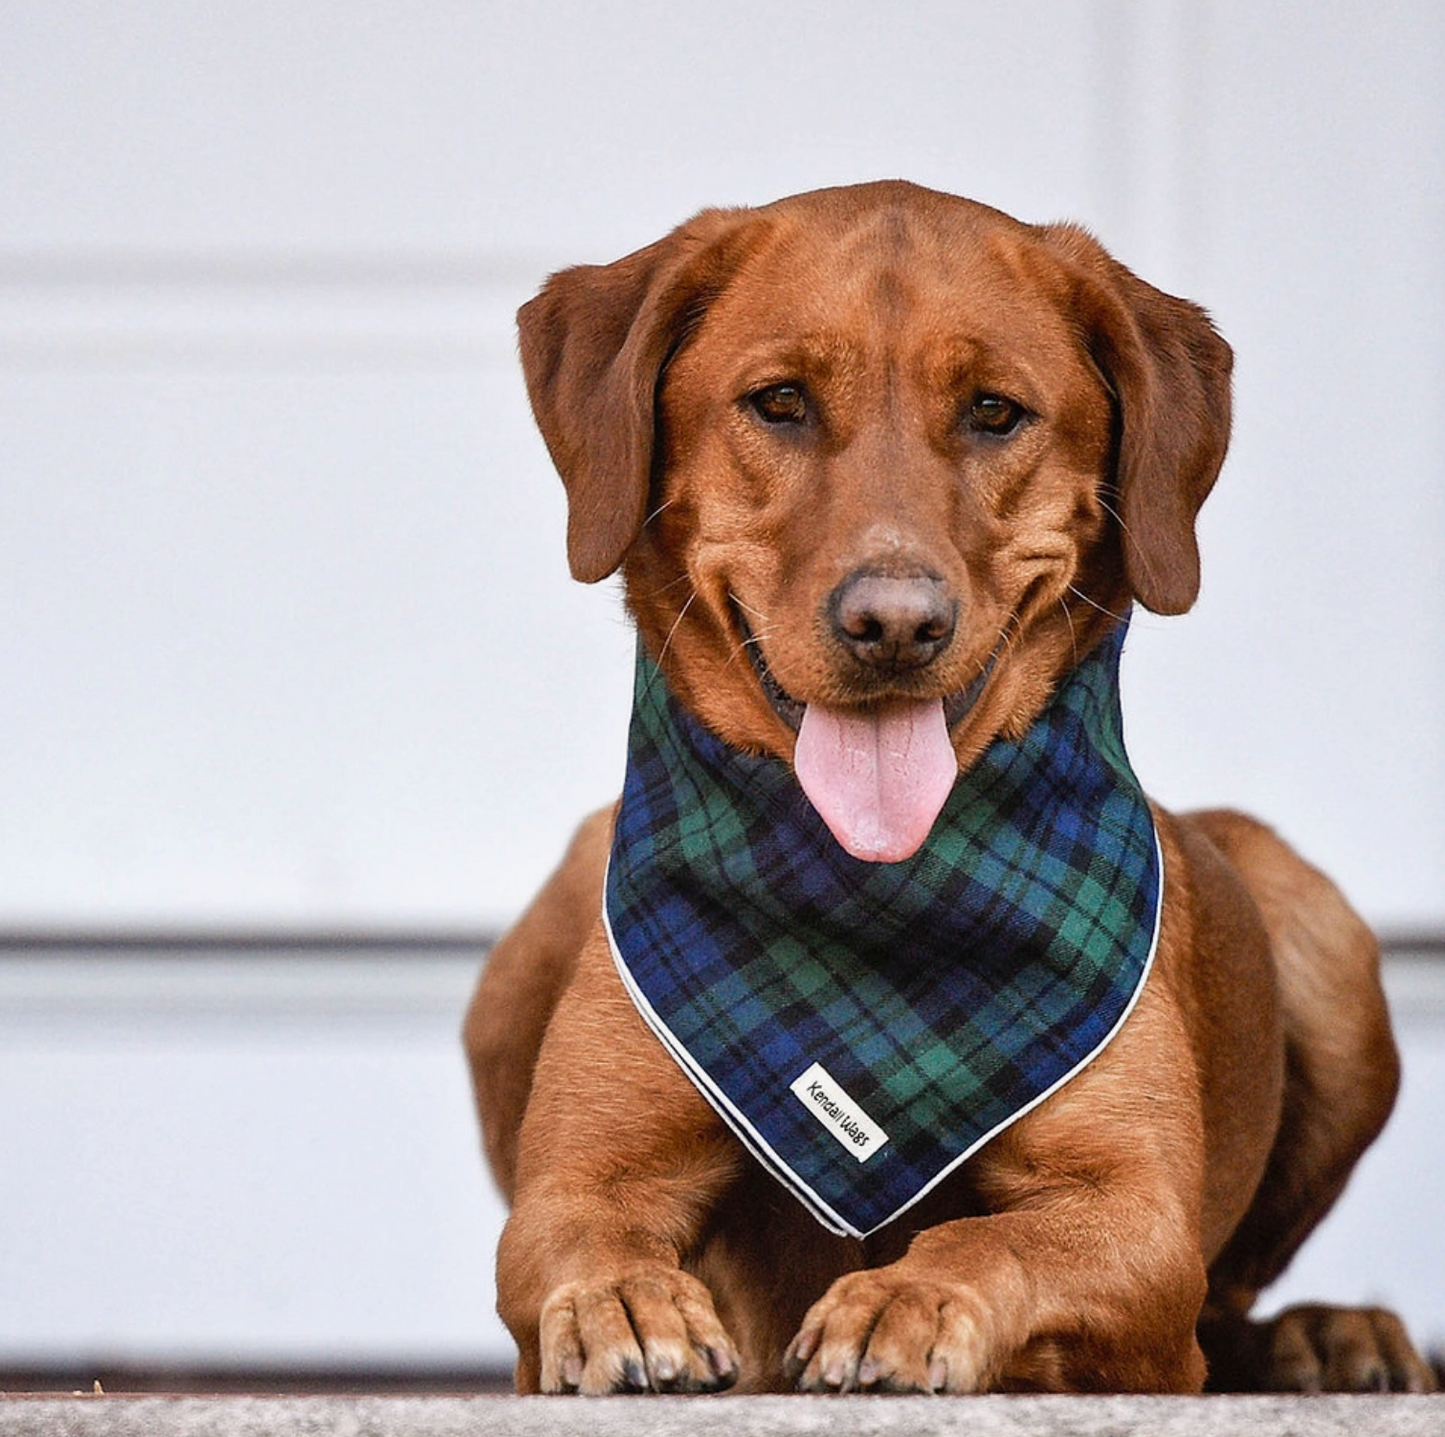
[519,181,1232,859]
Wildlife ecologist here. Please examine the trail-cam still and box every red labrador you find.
[465,181,1432,1395]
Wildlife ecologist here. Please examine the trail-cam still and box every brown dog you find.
[465,181,1432,1395]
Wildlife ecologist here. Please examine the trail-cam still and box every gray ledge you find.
[4,1394,1445,1437]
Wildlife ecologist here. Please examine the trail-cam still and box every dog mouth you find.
[734,607,1000,864]
[734,609,998,735]
[741,626,807,732]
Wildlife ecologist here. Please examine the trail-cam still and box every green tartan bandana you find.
[604,622,1162,1238]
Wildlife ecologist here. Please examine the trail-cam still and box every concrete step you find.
[3,1394,1444,1437]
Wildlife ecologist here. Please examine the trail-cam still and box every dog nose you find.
[829,570,957,672]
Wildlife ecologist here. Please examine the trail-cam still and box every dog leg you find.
[465,808,613,1201]
[785,977,1211,1393]
[1189,810,1435,1392]
[495,924,747,1394]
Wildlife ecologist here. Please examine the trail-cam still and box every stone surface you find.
[3,1395,1445,1437]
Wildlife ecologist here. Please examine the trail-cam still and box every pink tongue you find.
[793,698,958,863]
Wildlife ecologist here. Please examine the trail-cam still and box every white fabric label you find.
[789,1061,889,1162]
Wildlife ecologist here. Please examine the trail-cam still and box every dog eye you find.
[750,384,809,424]
[966,393,1027,437]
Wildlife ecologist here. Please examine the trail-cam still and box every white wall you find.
[0,949,507,1368]
[1,0,1442,1372]
[1112,2,1445,934]
[3,0,1440,933]
[1,949,1441,1370]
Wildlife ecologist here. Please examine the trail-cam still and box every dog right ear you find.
[517,210,751,583]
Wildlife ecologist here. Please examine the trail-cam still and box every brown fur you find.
[464,182,1432,1395]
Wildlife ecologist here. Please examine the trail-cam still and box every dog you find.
[464,181,1433,1395]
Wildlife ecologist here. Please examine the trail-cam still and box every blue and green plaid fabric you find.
[604,622,1161,1238]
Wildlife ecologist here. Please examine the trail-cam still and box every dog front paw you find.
[537,1266,740,1394]
[784,1268,996,1394]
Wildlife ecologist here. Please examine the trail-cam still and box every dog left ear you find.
[1040,225,1234,616]
[518,208,754,584]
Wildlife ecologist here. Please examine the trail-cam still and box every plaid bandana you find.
[604,622,1161,1238]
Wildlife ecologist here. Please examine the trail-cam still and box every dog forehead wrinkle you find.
[728,223,920,333]
[865,200,915,252]
[727,332,855,387]
[857,267,912,331]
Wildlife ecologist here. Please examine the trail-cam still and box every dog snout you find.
[828,570,957,673]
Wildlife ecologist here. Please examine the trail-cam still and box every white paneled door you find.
[2,0,1441,1370]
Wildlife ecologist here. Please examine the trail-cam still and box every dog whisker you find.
[732,625,784,676]
[995,612,1021,658]
[642,590,699,694]
[655,589,698,672]
[727,592,784,669]
[1065,584,1132,624]
[642,572,696,600]
[729,593,772,625]
[740,624,781,650]
[1058,597,1081,668]
[1095,487,1127,535]
[1096,490,1166,597]
[642,498,675,530]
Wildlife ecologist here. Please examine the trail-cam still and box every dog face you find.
[520,182,1232,858]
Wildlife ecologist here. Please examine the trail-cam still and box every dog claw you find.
[707,1345,739,1383]
[784,1325,819,1377]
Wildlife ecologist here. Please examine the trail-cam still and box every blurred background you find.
[1,0,1441,1386]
